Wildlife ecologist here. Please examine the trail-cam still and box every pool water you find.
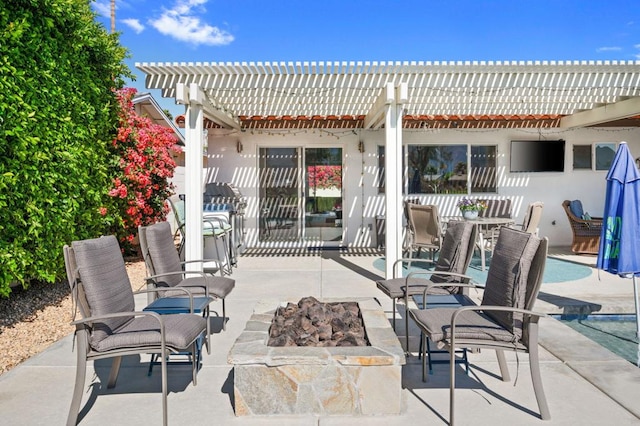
[555,315,639,367]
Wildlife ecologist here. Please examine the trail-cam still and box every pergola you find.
[137,60,640,277]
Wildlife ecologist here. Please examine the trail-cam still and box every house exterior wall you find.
[201,127,640,248]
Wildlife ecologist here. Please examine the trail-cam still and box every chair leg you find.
[67,333,88,426]
[221,298,227,331]
[191,341,199,386]
[391,298,397,331]
[529,324,551,420]
[405,304,410,354]
[161,350,168,426]
[204,305,211,355]
[421,333,428,382]
[495,349,511,382]
[107,356,122,388]
[450,342,457,426]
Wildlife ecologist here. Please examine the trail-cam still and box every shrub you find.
[107,88,178,254]
[0,0,129,296]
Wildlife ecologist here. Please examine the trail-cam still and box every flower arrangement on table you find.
[457,197,487,219]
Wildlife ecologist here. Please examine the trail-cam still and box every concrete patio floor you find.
[1,247,639,425]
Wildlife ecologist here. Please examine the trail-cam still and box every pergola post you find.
[384,83,407,279]
[178,83,205,270]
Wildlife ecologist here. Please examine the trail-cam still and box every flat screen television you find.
[510,140,565,172]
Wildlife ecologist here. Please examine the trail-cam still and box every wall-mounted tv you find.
[510,140,565,172]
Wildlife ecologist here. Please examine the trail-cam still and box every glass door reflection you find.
[304,147,343,243]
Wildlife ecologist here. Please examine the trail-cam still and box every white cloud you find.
[122,18,145,34]
[92,0,111,17]
[596,46,622,52]
[149,0,234,46]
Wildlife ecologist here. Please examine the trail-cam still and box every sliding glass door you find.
[258,147,301,241]
[258,146,343,244]
[303,147,343,243]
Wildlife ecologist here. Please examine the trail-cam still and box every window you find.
[407,145,467,194]
[378,144,497,194]
[572,143,616,171]
[573,145,592,169]
[470,146,497,192]
[595,143,616,171]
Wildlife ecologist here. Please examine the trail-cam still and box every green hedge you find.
[0,0,130,296]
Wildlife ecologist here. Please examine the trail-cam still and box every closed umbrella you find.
[596,141,640,342]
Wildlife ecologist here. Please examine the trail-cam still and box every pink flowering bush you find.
[107,88,179,253]
[307,165,342,189]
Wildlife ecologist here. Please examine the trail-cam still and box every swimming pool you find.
[554,314,639,367]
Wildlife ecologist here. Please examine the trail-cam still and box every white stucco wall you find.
[202,127,640,248]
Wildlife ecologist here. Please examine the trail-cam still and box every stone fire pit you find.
[228,298,406,416]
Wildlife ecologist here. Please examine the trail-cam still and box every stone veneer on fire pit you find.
[228,298,406,416]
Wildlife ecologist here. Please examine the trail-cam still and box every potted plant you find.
[457,197,486,220]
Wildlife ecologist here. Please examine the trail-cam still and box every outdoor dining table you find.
[443,216,515,271]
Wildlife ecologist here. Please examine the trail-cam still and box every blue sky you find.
[92,0,640,117]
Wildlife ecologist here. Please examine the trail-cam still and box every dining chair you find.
[406,203,443,260]
[376,220,477,351]
[63,235,206,426]
[138,221,236,337]
[408,227,550,424]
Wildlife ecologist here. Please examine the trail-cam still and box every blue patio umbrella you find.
[596,141,640,340]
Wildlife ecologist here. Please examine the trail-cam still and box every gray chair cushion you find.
[145,221,184,287]
[142,221,236,298]
[177,275,236,298]
[410,307,516,348]
[94,313,206,352]
[376,221,474,299]
[376,277,451,299]
[431,221,474,286]
[481,227,541,339]
[72,236,135,347]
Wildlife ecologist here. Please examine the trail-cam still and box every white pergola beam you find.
[364,83,395,129]
[560,96,640,128]
[202,93,242,130]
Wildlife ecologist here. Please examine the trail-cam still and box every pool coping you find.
[539,316,640,419]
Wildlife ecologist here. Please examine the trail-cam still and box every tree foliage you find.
[0,0,130,296]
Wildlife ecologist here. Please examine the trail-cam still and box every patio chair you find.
[401,198,421,253]
[562,199,603,254]
[376,220,478,349]
[63,235,206,426]
[487,201,544,246]
[168,194,234,275]
[408,226,550,424]
[479,198,513,219]
[138,221,235,336]
[406,203,443,260]
[520,201,544,234]
[476,198,515,255]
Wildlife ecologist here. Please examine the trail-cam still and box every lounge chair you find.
[138,221,235,337]
[376,220,478,350]
[562,199,603,254]
[63,235,206,426]
[409,226,550,423]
